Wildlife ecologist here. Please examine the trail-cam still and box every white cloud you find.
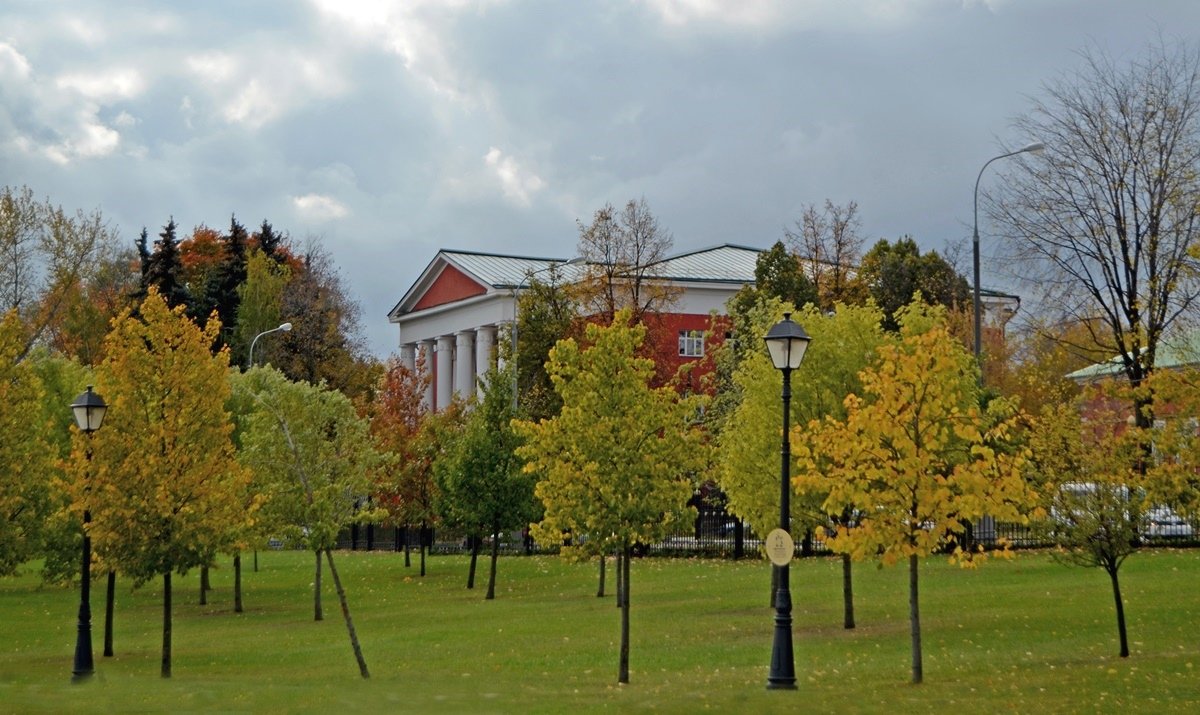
[308,0,495,104]
[485,147,545,207]
[292,193,350,220]
[55,68,145,101]
[39,116,121,165]
[186,52,237,85]
[185,47,348,130]
[639,0,947,31]
[0,41,32,79]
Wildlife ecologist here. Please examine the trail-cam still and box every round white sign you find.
[766,528,794,567]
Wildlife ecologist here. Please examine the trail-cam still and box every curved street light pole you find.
[247,322,293,369]
[973,142,1044,365]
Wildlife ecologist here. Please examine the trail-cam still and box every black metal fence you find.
[334,511,1199,558]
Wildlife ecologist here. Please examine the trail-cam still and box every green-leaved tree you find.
[514,310,708,684]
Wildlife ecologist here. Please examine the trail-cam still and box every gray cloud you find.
[2,0,1199,357]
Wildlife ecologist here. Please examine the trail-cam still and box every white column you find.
[436,335,454,412]
[399,343,416,373]
[419,340,435,411]
[475,326,496,398]
[455,330,475,400]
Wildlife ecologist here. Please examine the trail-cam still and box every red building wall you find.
[413,264,487,311]
[641,312,729,392]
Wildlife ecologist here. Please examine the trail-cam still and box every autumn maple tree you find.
[69,289,251,678]
[514,310,708,685]
[794,309,1034,684]
[366,356,457,576]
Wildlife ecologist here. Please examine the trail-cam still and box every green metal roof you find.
[1065,333,1200,382]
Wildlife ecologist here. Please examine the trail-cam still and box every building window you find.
[678,329,705,358]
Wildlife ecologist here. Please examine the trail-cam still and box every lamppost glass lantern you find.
[763,314,811,371]
[762,312,811,691]
[70,386,107,434]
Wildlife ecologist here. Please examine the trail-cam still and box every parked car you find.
[1143,507,1194,539]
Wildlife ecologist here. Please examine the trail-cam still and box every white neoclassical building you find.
[388,244,1020,411]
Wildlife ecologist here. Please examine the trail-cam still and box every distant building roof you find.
[1065,333,1200,382]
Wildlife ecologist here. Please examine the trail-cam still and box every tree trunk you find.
[419,522,427,577]
[467,536,480,589]
[103,570,115,657]
[199,565,209,605]
[486,525,500,600]
[234,553,243,613]
[1108,565,1131,658]
[909,554,922,684]
[597,554,607,597]
[253,549,258,573]
[324,549,370,679]
[404,525,411,568]
[618,544,631,684]
[314,550,323,621]
[842,553,856,630]
[616,549,625,608]
[161,572,172,679]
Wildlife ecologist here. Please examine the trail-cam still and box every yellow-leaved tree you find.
[513,309,708,685]
[717,297,888,627]
[66,288,252,678]
[0,310,54,576]
[794,309,1034,685]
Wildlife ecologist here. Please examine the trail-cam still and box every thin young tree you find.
[514,309,708,684]
[435,364,536,599]
[72,289,251,678]
[233,366,384,679]
[794,308,1034,684]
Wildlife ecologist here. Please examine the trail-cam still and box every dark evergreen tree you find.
[198,215,250,356]
[256,220,285,263]
[132,227,152,304]
[143,218,192,311]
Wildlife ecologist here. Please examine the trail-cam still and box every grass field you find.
[1,548,1198,713]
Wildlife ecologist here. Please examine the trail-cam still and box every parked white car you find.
[1143,507,1194,539]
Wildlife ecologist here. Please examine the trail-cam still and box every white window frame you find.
[678,329,705,358]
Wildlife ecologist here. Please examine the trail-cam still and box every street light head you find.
[279,322,293,332]
[70,385,107,433]
[1020,141,1045,154]
[763,313,812,371]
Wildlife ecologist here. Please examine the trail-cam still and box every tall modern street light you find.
[248,322,292,368]
[762,313,811,690]
[69,385,107,682]
[973,141,1045,363]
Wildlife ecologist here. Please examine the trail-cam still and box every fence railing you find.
[333,512,1199,558]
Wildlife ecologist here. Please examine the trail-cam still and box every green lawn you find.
[1,548,1198,713]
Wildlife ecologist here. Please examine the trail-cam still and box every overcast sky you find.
[3,0,1198,357]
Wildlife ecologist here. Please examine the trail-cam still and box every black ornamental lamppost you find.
[762,313,811,690]
[70,385,107,682]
